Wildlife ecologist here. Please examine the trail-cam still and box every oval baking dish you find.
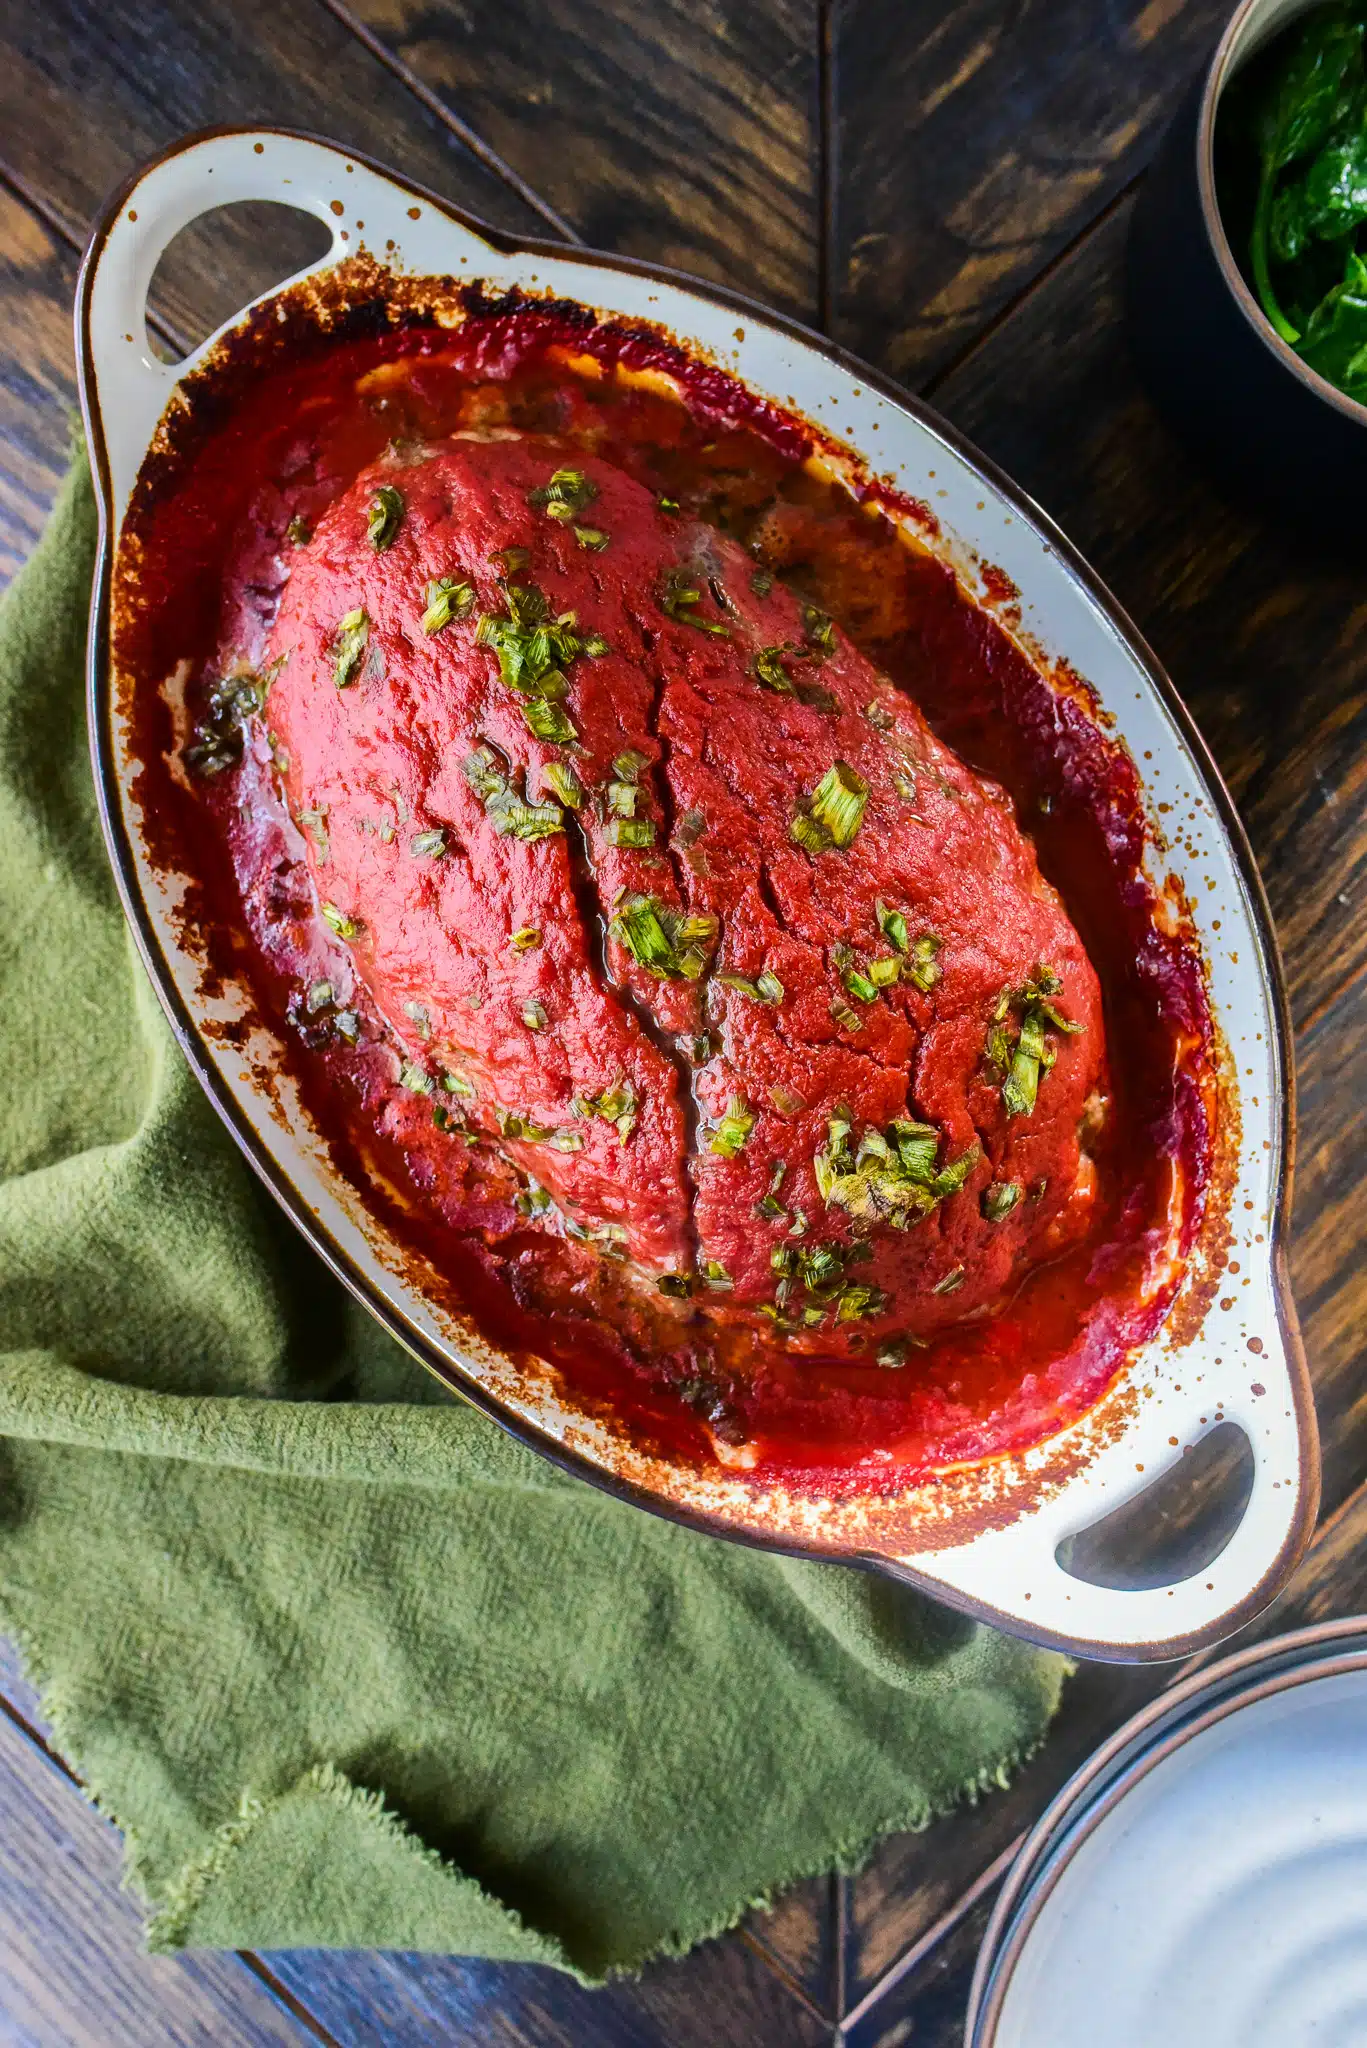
[75,126,1317,1661]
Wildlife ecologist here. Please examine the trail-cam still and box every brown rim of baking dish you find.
[74,126,1319,1662]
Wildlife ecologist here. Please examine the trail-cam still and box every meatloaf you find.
[261,436,1106,1359]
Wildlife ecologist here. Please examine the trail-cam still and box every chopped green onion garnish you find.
[462,748,565,841]
[540,760,585,809]
[983,1181,1022,1222]
[660,569,731,635]
[754,648,794,694]
[521,696,579,743]
[286,513,312,546]
[522,1001,547,1031]
[867,956,900,989]
[709,1096,755,1159]
[658,495,681,514]
[421,576,474,634]
[607,781,638,818]
[702,1259,733,1290]
[306,979,333,1013]
[509,926,542,952]
[906,933,943,993]
[321,902,359,939]
[366,485,404,552]
[298,807,330,859]
[751,568,774,596]
[529,468,597,516]
[410,829,447,859]
[830,998,862,1032]
[488,545,531,575]
[792,761,868,852]
[613,750,647,783]
[875,899,909,954]
[933,1266,965,1295]
[550,1127,585,1151]
[399,1061,432,1094]
[844,967,878,1004]
[609,895,717,980]
[803,604,836,657]
[444,1069,476,1100]
[608,817,657,848]
[332,608,370,688]
[573,525,610,551]
[656,1272,694,1298]
[864,701,894,732]
[403,1000,431,1040]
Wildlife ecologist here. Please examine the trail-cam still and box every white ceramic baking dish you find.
[74,126,1318,1660]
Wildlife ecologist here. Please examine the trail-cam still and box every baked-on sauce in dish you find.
[114,279,1215,1495]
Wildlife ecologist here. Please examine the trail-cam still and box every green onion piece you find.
[864,701,894,732]
[496,796,565,842]
[867,956,900,989]
[488,545,531,575]
[702,1259,733,1290]
[608,817,657,848]
[660,569,731,636]
[810,762,869,846]
[509,926,542,952]
[541,760,585,808]
[443,1069,476,1099]
[573,525,609,551]
[709,1096,756,1158]
[751,568,774,596]
[410,829,447,859]
[367,485,404,552]
[803,604,836,657]
[522,1001,547,1031]
[515,1180,553,1216]
[890,1119,940,1184]
[403,1000,431,1040]
[836,1283,884,1322]
[755,970,785,1005]
[931,1143,981,1199]
[875,899,909,953]
[754,648,795,694]
[399,1061,432,1094]
[286,513,312,546]
[305,979,333,1013]
[657,1272,694,1297]
[421,576,474,634]
[983,1181,1022,1223]
[609,896,717,980]
[613,750,647,783]
[332,608,370,688]
[529,467,597,515]
[906,933,943,993]
[933,1266,965,1296]
[550,1127,585,1151]
[321,902,359,939]
[658,495,681,514]
[830,999,862,1032]
[844,967,879,1004]
[333,1010,361,1044]
[607,781,638,818]
[522,697,579,743]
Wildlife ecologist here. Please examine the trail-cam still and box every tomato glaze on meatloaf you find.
[262,434,1106,1359]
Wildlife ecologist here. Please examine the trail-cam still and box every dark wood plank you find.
[0,1699,322,2047]
[0,181,80,587]
[327,0,821,323]
[743,1873,838,2017]
[261,1932,831,2047]
[834,0,1231,382]
[0,0,552,360]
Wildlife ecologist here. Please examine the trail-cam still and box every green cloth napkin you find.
[0,452,1067,1973]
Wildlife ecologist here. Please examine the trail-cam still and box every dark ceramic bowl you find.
[1129,0,1367,519]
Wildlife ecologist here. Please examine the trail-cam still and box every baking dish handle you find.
[886,1300,1316,1661]
[75,127,507,526]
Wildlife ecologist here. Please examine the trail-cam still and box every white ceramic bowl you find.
[75,126,1317,1660]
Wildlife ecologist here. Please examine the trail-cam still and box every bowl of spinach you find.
[1128,0,1367,522]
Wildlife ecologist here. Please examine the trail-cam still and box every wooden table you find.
[2,1,1365,2039]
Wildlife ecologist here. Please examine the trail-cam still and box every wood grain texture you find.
[261,1933,831,2046]
[0,0,550,357]
[743,1873,837,2017]
[833,0,1233,382]
[0,1703,317,2048]
[326,0,821,322]
[0,183,80,587]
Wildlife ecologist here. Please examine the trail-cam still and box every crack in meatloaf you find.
[260,435,1107,1362]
